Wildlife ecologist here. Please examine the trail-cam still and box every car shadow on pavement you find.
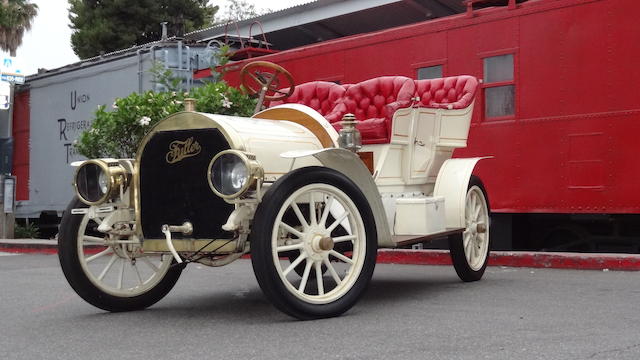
[69,268,506,323]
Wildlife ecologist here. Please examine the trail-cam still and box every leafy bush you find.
[75,81,256,159]
[15,222,40,239]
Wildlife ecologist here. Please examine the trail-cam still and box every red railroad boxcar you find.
[211,0,640,252]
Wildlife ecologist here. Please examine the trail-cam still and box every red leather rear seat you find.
[414,76,478,110]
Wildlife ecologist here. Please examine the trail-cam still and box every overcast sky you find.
[1,0,312,76]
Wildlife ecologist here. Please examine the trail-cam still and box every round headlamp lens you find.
[76,162,108,203]
[211,153,250,197]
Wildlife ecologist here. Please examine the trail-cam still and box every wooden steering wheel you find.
[240,61,295,102]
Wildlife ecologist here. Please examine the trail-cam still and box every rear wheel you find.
[251,167,377,320]
[58,197,182,312]
[449,176,490,282]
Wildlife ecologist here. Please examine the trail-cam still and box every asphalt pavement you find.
[0,253,638,360]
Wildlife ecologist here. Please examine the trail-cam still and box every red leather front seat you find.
[339,76,415,144]
[268,81,347,123]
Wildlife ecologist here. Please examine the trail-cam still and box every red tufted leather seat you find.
[269,76,477,145]
[268,81,348,123]
[336,76,416,144]
[413,75,478,110]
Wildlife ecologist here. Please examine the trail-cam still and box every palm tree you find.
[0,0,38,56]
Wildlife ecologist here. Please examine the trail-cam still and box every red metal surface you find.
[12,90,30,201]
[219,0,640,215]
[3,245,639,271]
[376,249,640,271]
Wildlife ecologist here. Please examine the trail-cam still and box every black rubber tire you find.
[250,167,377,320]
[58,197,183,312]
[449,175,491,282]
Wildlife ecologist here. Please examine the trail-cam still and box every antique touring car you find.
[58,61,490,319]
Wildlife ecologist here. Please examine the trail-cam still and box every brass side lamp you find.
[338,113,362,152]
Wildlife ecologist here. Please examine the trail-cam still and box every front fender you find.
[433,157,491,228]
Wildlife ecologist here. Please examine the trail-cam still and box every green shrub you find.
[75,81,256,159]
[15,222,40,239]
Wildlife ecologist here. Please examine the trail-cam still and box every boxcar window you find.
[417,65,443,80]
[483,54,515,119]
[485,85,515,118]
[484,55,513,83]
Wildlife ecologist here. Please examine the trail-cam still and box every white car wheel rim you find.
[463,185,490,271]
[271,184,367,304]
[76,213,172,297]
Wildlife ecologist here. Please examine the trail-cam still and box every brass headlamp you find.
[74,160,129,205]
[207,150,263,200]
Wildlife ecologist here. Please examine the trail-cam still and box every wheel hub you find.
[314,236,334,252]
[302,227,333,261]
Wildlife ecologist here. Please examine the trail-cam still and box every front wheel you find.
[449,176,491,282]
[58,197,182,312]
[251,167,377,320]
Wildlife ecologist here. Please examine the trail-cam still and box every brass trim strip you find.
[252,107,335,148]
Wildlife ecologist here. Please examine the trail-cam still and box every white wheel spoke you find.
[276,243,304,253]
[473,204,482,220]
[471,194,477,214]
[329,250,353,264]
[472,241,479,260]
[309,194,317,226]
[326,211,349,233]
[319,196,334,227]
[133,263,144,286]
[315,262,324,295]
[85,248,113,263]
[83,235,106,244]
[333,235,357,243]
[291,202,309,229]
[141,256,160,272]
[280,222,304,239]
[97,254,118,281]
[464,235,473,255]
[283,253,307,276]
[298,260,313,292]
[91,217,103,225]
[324,257,342,285]
[117,259,125,289]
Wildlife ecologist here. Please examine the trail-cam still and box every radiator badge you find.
[166,137,202,164]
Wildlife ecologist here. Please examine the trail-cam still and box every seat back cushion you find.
[339,76,415,144]
[343,76,415,120]
[414,75,478,109]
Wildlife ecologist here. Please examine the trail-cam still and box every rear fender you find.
[433,157,491,228]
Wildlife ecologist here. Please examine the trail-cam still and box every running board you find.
[392,228,465,248]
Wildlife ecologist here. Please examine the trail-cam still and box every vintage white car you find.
[59,61,490,320]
